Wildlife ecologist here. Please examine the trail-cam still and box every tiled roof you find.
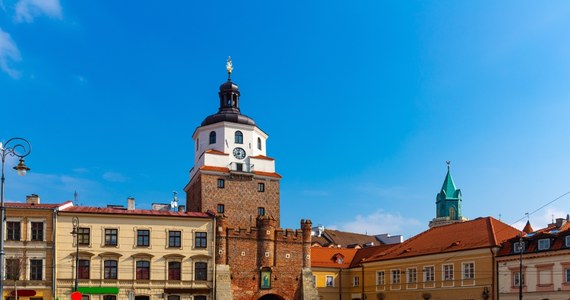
[350,244,398,267]
[199,166,230,172]
[253,171,282,178]
[205,149,228,155]
[5,201,73,209]
[312,229,381,248]
[250,155,275,161]
[60,206,210,218]
[498,219,570,256]
[365,217,519,262]
[311,247,358,268]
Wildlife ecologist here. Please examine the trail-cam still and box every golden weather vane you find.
[226,56,233,79]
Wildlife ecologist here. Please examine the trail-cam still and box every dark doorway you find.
[258,294,285,300]
[135,296,149,300]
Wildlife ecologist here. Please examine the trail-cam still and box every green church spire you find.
[435,161,463,220]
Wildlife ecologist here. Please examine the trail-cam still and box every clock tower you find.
[184,58,282,229]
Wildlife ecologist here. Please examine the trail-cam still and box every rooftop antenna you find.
[74,190,79,206]
[170,191,178,211]
[498,213,502,221]
[226,56,233,80]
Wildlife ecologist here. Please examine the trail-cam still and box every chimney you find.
[178,205,185,212]
[26,194,40,204]
[555,218,566,228]
[127,197,135,210]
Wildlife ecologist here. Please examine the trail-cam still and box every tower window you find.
[258,207,265,216]
[258,183,265,192]
[235,131,243,144]
[217,204,225,214]
[209,131,216,144]
[257,137,262,150]
[196,138,199,150]
[217,179,225,188]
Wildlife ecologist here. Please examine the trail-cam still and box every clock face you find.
[233,147,246,159]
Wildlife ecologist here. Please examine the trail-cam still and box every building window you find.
[167,296,180,300]
[258,207,265,216]
[169,231,181,248]
[78,259,90,279]
[31,222,44,241]
[566,236,570,247]
[391,269,401,284]
[7,221,20,241]
[376,271,385,285]
[195,262,207,281]
[168,261,181,280]
[195,232,207,248]
[462,262,475,279]
[325,275,334,287]
[104,260,117,279]
[513,241,525,253]
[258,182,265,192]
[235,131,243,144]
[513,271,524,287]
[103,296,116,300]
[217,179,225,188]
[6,259,21,280]
[353,276,360,286]
[82,296,90,300]
[196,138,199,150]
[257,137,262,150]
[407,268,417,283]
[137,230,150,246]
[78,228,90,245]
[424,266,435,282]
[136,261,150,280]
[194,296,206,300]
[566,268,570,283]
[104,229,118,246]
[30,259,42,280]
[209,131,216,144]
[217,204,225,214]
[538,238,550,250]
[443,264,454,281]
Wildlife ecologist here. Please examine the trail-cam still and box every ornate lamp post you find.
[70,217,80,291]
[0,138,31,299]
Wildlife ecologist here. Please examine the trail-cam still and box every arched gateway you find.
[258,294,285,300]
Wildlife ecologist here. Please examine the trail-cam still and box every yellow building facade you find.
[3,195,72,300]
[55,203,214,300]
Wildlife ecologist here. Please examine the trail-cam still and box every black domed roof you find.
[200,79,256,126]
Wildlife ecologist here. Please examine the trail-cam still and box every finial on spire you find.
[226,56,233,80]
[446,160,451,170]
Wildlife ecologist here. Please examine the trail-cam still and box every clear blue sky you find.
[1,1,569,238]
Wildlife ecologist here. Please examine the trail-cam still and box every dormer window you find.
[235,131,243,144]
[538,238,550,251]
[257,138,262,150]
[513,241,525,253]
[209,131,216,144]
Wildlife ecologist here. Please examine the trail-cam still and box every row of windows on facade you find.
[74,228,207,249]
[206,131,263,150]
[324,263,476,288]
[6,221,44,241]
[217,179,265,191]
[72,259,209,281]
[511,268,570,288]
[216,203,265,217]
[5,258,43,280]
[512,236,570,253]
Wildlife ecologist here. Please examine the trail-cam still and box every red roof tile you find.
[60,206,210,218]
[205,149,228,155]
[253,171,282,178]
[250,155,275,161]
[311,247,358,268]
[5,201,73,209]
[366,217,519,262]
[199,166,230,172]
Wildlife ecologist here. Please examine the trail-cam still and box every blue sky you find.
[1,1,569,238]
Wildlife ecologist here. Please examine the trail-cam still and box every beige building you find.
[55,199,214,300]
[497,217,570,300]
[3,195,72,300]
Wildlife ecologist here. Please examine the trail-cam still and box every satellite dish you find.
[170,191,179,210]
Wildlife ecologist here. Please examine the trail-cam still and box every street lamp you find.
[518,234,524,300]
[0,137,31,299]
[70,217,80,292]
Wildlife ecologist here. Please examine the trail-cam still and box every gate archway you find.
[258,294,285,300]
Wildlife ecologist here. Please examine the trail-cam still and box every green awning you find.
[78,287,119,295]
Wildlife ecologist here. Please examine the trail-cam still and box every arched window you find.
[209,131,216,144]
[257,137,262,150]
[235,131,243,144]
[449,207,456,220]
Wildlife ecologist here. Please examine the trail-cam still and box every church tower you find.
[429,162,468,228]
[184,58,282,229]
